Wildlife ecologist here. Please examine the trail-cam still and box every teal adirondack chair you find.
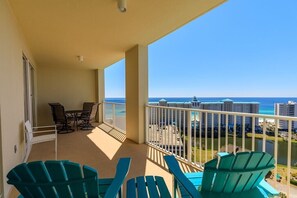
[126,176,171,198]
[164,152,279,198]
[7,158,131,198]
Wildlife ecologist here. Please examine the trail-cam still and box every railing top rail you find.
[103,101,126,105]
[146,104,297,121]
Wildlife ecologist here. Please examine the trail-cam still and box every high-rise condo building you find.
[198,98,259,127]
[149,97,259,127]
[275,101,297,130]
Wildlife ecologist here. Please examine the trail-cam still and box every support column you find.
[125,45,148,144]
[96,69,105,123]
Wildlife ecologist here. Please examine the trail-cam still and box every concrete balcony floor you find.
[9,123,198,198]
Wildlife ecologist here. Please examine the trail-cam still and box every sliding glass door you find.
[23,55,36,125]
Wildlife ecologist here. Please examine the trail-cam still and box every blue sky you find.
[105,0,297,98]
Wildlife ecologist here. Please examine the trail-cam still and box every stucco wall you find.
[37,66,97,125]
[0,2,97,196]
[0,0,36,196]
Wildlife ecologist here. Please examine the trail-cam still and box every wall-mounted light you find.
[118,0,127,13]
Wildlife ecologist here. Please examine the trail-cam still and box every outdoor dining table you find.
[65,109,89,130]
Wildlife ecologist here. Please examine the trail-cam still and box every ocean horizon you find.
[105,97,297,115]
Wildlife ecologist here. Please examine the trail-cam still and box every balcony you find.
[103,101,297,196]
[145,104,297,196]
[9,123,199,197]
[8,101,297,197]
[2,1,294,197]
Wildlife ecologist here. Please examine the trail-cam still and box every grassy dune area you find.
[246,133,297,143]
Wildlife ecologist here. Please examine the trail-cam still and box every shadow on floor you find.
[10,123,201,197]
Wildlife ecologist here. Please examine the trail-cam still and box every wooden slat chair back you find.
[164,152,279,198]
[201,152,274,193]
[164,155,200,198]
[126,176,171,198]
[7,158,131,198]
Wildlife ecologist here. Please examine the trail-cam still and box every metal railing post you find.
[102,102,106,123]
[262,118,266,152]
[112,103,116,128]
[211,113,214,159]
[274,118,279,182]
[233,116,237,153]
[218,114,221,153]
[187,110,192,162]
[252,116,255,151]
[205,113,208,162]
[287,120,292,197]
[225,115,228,153]
[242,116,245,151]
[145,106,149,143]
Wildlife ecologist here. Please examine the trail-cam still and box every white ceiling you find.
[9,0,226,69]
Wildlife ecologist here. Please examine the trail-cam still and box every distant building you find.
[191,96,200,107]
[198,99,259,127]
[149,99,192,127]
[149,97,259,128]
[275,101,297,130]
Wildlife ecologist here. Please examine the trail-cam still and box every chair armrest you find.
[32,129,57,134]
[164,155,202,198]
[32,125,56,129]
[216,152,229,157]
[104,158,131,198]
[32,125,56,134]
[258,179,279,196]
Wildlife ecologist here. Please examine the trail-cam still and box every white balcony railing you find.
[145,104,297,196]
[103,102,126,133]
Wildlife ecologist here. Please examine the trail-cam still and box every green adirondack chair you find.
[126,176,171,198]
[164,152,279,198]
[7,158,131,198]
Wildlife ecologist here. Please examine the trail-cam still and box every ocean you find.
[105,97,297,115]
